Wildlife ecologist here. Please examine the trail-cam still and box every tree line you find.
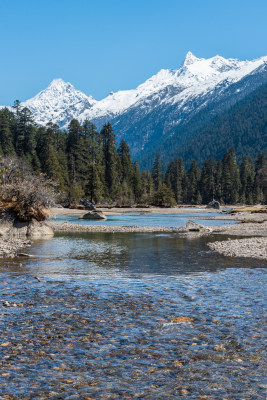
[0,103,266,206]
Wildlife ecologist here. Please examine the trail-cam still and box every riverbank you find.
[50,205,230,216]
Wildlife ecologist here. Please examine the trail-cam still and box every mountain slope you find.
[173,83,267,168]
[1,52,266,166]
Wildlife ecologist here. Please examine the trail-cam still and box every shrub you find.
[0,156,55,221]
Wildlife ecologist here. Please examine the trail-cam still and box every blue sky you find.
[1,0,266,105]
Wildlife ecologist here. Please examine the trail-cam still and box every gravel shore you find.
[47,221,178,233]
[208,237,267,260]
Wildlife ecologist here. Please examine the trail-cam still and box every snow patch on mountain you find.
[22,78,97,127]
[1,52,266,132]
[79,52,267,126]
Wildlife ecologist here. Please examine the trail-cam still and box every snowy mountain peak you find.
[15,52,267,131]
[182,51,199,66]
[47,78,73,91]
[22,78,97,128]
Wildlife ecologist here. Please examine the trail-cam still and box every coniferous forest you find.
[0,103,266,206]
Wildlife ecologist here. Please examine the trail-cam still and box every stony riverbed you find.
[0,267,266,399]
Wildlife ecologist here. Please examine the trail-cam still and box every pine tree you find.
[152,154,163,192]
[37,124,67,190]
[14,107,33,156]
[141,170,153,203]
[152,184,176,207]
[118,139,134,202]
[187,160,201,204]
[132,161,142,203]
[215,160,223,201]
[66,119,84,184]
[240,156,255,204]
[165,158,185,204]
[200,157,217,204]
[0,112,15,155]
[254,153,267,203]
[101,123,120,200]
[221,149,241,204]
[83,120,104,203]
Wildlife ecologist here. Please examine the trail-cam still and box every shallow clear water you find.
[0,223,266,398]
[1,232,264,281]
[49,211,236,228]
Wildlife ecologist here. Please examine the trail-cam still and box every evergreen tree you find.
[240,156,255,204]
[221,149,241,204]
[83,120,104,203]
[254,153,267,203]
[141,170,153,203]
[38,125,66,189]
[118,139,134,202]
[165,158,185,204]
[200,157,217,204]
[152,154,163,192]
[0,112,15,155]
[215,160,223,201]
[152,184,176,207]
[101,123,120,200]
[132,161,142,203]
[14,107,33,156]
[187,160,201,204]
[66,119,84,184]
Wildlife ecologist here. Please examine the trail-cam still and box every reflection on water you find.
[0,232,265,280]
[49,211,236,228]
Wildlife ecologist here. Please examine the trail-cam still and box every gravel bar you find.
[47,221,179,233]
[208,237,267,260]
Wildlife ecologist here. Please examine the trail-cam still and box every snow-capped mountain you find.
[22,78,97,128]
[2,52,267,163]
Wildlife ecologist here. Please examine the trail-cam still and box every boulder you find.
[80,211,107,220]
[79,199,96,211]
[207,200,220,209]
[0,215,54,239]
[185,220,211,232]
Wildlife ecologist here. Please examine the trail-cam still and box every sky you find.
[0,0,266,105]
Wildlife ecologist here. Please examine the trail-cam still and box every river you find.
[0,213,266,399]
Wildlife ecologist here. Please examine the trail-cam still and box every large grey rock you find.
[79,199,96,211]
[80,211,107,220]
[0,217,54,239]
[185,220,211,232]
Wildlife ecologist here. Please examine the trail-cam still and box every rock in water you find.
[80,211,107,220]
[185,220,210,232]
